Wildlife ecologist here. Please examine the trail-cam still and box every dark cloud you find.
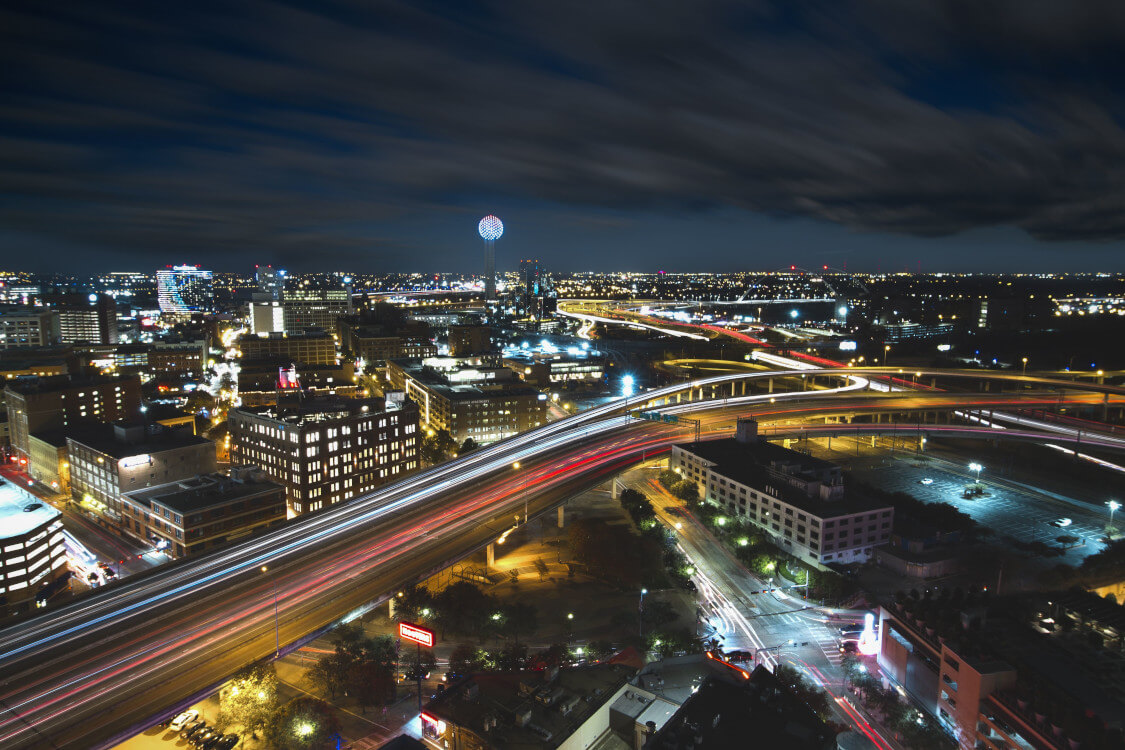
[1,0,1124,271]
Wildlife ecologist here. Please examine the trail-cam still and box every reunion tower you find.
[478,214,503,300]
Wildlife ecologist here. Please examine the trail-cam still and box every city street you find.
[617,464,900,750]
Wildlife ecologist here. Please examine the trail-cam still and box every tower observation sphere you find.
[478,215,504,241]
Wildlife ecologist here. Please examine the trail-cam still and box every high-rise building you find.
[4,375,142,464]
[0,308,59,349]
[255,265,286,301]
[43,293,118,345]
[156,265,214,314]
[228,396,419,516]
[238,330,337,366]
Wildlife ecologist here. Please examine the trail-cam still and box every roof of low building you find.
[0,478,60,540]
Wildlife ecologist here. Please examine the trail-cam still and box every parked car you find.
[169,709,199,732]
[214,735,240,750]
[1050,518,1073,528]
[183,720,208,740]
[192,728,219,747]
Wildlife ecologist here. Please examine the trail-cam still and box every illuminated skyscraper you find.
[156,265,213,313]
[255,265,285,300]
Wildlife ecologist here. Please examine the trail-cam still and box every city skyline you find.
[3,2,1125,274]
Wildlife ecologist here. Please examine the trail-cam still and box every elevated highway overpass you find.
[1,368,1124,749]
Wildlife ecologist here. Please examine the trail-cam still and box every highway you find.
[1,367,1123,749]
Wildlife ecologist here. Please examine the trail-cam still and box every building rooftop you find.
[677,435,889,517]
[424,662,636,749]
[123,468,284,515]
[66,421,211,459]
[2,373,137,396]
[0,478,61,540]
[644,669,836,750]
[234,395,401,425]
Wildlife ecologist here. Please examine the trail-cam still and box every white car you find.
[169,709,199,732]
[919,478,935,485]
[1050,518,1073,528]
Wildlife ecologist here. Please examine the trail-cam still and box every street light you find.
[1021,357,1028,375]
[261,566,279,657]
[1108,500,1121,532]
[884,344,891,367]
[969,462,983,483]
[639,588,647,638]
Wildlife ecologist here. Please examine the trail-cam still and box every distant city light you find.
[622,374,635,397]
[789,309,799,319]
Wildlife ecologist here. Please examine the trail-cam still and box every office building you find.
[228,396,418,516]
[236,362,359,407]
[448,325,493,356]
[149,341,208,380]
[44,293,118,344]
[0,308,60,350]
[67,422,216,529]
[26,431,69,494]
[4,375,142,465]
[255,265,286,300]
[878,590,1125,750]
[121,467,286,558]
[387,357,547,444]
[671,420,893,568]
[0,480,67,609]
[248,301,285,335]
[156,265,214,314]
[238,329,336,367]
[337,318,437,363]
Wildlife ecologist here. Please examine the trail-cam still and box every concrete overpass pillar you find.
[558,505,565,529]
[611,479,621,499]
[486,542,495,569]
[768,378,774,394]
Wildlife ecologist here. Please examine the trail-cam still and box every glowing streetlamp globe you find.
[478,215,504,241]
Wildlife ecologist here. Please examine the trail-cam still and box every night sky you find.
[2,1,1125,274]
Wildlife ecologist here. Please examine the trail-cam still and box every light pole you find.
[969,462,983,484]
[261,565,279,657]
[1108,500,1121,534]
[638,588,647,639]
[513,462,528,523]
[884,344,891,367]
[1021,357,1028,375]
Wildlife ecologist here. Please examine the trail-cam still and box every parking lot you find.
[841,446,1109,561]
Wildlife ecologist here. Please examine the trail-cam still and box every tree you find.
[433,581,494,638]
[500,601,538,645]
[448,643,483,676]
[219,661,280,739]
[459,438,480,455]
[392,584,435,623]
[671,480,699,503]
[265,697,341,750]
[421,429,457,464]
[307,651,351,702]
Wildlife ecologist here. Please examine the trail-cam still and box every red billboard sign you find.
[399,621,435,648]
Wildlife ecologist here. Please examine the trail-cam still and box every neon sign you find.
[399,621,435,648]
